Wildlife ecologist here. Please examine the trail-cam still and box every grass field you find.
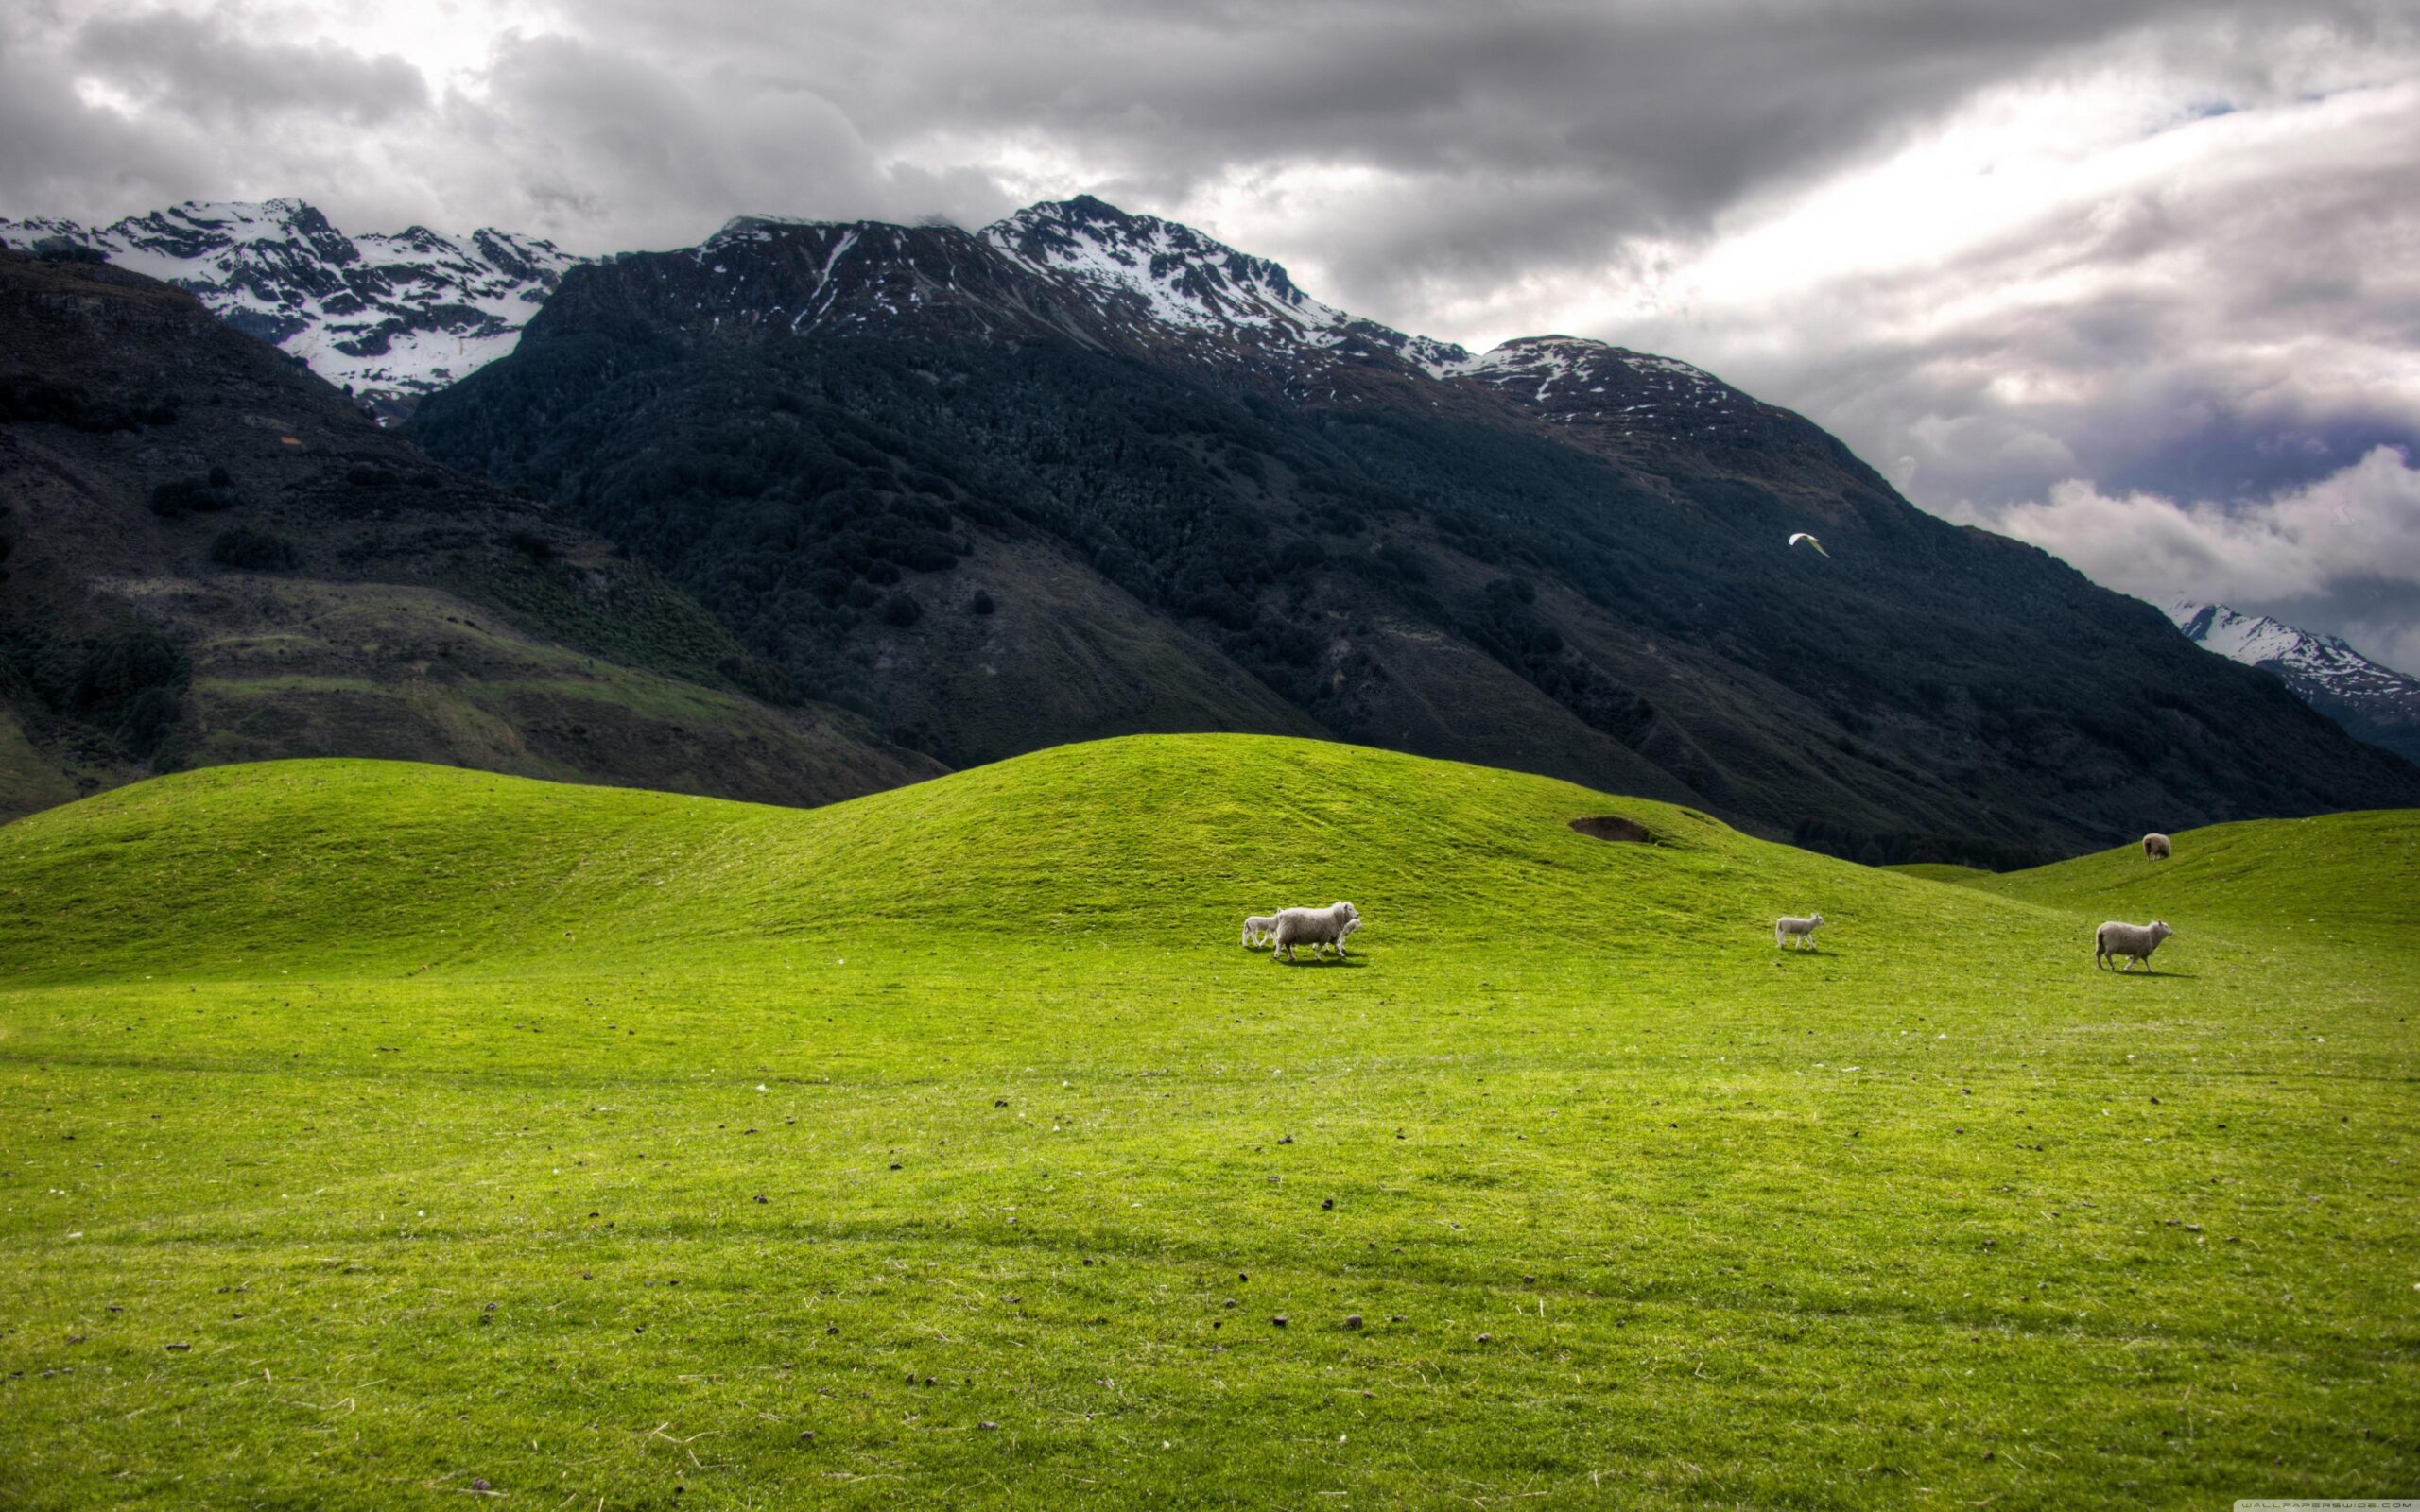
[1,735,2413,1508]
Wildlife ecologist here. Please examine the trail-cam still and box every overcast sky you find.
[7,0,2417,670]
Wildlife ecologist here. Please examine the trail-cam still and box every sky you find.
[6,0,2418,670]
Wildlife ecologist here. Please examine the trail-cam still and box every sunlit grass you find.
[2,737,2413,1507]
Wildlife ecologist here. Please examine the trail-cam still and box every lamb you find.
[1774,913,1824,950]
[1271,902,1360,962]
[1241,914,1279,948]
[2142,833,2172,860]
[2095,919,2175,971]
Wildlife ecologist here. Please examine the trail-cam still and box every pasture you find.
[1,735,2413,1507]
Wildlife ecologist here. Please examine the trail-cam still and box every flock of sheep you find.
[1238,833,2184,972]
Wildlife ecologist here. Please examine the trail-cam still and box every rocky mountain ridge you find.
[2169,599,2420,765]
[1,199,578,418]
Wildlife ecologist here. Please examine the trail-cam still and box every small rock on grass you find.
[1344,1314,1363,1329]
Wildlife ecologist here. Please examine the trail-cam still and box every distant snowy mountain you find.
[2169,600,2420,766]
[0,199,579,416]
[6,194,1789,450]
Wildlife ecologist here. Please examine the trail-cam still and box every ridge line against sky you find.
[5,0,2416,672]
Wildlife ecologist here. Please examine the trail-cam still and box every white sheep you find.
[1271,902,1360,962]
[2095,919,2175,971]
[1311,916,1364,959]
[1774,913,1824,950]
[1241,914,1279,948]
[2142,833,2172,860]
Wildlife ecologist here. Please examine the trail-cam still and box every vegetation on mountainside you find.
[410,322,2417,867]
[0,248,934,818]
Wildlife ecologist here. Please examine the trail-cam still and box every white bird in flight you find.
[1789,532,1830,558]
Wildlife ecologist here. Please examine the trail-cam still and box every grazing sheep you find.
[1310,916,1365,959]
[1271,902,1360,962]
[2095,919,2175,971]
[1241,914,1279,948]
[2142,833,2172,860]
[1774,913,1824,950]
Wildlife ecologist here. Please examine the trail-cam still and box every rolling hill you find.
[0,245,938,820]
[1,738,2412,1506]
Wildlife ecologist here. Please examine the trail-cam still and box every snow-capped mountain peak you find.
[2168,599,2420,765]
[2167,600,2399,692]
[0,198,580,415]
[977,197,1474,373]
[984,196,1337,335]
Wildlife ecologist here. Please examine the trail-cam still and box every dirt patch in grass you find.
[1569,815,1652,844]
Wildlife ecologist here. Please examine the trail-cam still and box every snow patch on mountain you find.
[2168,600,2411,693]
[1,199,579,411]
[984,196,1340,336]
[2168,599,2420,765]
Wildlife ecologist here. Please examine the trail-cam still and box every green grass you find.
[1,735,2414,1509]
[1882,861,1995,885]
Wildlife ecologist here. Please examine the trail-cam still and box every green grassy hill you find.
[1,737,2414,1508]
[1956,812,2420,947]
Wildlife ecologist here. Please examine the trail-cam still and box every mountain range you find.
[7,197,2415,861]
[2168,600,2420,765]
[0,199,577,420]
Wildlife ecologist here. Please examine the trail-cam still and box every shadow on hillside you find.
[1270,955,1371,968]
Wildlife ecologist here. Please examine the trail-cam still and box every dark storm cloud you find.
[3,0,2414,662]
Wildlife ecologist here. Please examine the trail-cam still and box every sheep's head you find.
[1340,917,1364,937]
[2151,920,2174,941]
[1331,901,1358,921]
[1810,914,1824,926]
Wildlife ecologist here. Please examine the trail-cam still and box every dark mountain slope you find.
[0,248,938,819]
[407,200,2420,864]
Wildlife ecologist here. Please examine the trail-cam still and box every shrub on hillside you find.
[209,525,300,571]
[149,474,241,517]
[1,374,176,433]
[504,530,555,563]
[718,652,803,707]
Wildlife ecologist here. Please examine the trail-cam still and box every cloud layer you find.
[4,0,2414,668]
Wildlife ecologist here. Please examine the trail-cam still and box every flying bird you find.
[1789,532,1830,558]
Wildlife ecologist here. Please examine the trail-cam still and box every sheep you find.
[1241,914,1279,948]
[2095,919,2175,971]
[1774,913,1824,950]
[1271,902,1359,962]
[2142,833,2172,860]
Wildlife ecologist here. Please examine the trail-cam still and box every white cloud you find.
[3,0,2413,660]
[1948,444,2420,634]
